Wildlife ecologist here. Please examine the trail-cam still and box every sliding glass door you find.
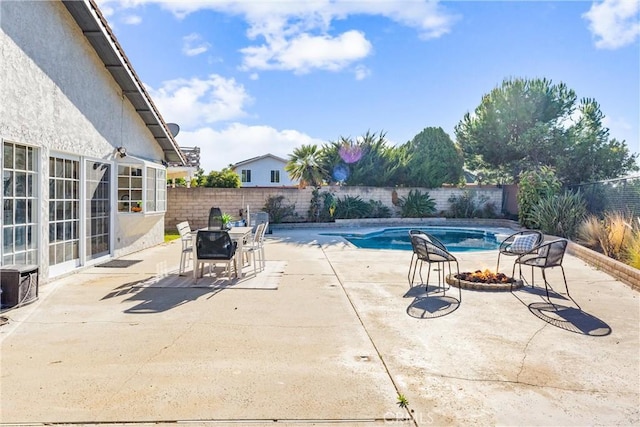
[85,160,111,260]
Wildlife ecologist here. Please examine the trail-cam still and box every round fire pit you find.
[446,270,523,291]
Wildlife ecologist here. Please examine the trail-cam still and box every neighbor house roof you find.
[61,0,186,166]
[232,153,288,169]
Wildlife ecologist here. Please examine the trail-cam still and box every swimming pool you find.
[322,227,507,252]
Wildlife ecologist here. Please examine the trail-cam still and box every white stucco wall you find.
[0,1,166,279]
[236,157,297,187]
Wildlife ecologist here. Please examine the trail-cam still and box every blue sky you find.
[97,0,640,174]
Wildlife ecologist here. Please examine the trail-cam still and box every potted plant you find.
[220,213,234,229]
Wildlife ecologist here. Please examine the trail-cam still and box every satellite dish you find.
[167,123,180,137]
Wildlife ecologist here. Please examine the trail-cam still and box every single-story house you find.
[232,154,298,187]
[0,0,186,281]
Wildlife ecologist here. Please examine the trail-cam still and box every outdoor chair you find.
[176,221,193,275]
[496,230,544,274]
[193,229,237,281]
[409,231,461,300]
[208,207,223,230]
[512,239,573,303]
[407,229,427,285]
[250,211,270,235]
[242,222,268,276]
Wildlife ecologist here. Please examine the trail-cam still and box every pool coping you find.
[272,217,522,230]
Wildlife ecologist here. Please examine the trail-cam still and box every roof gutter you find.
[61,0,187,166]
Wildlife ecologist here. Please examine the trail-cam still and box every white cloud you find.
[99,5,115,17]
[354,64,371,80]
[176,123,326,172]
[146,74,253,128]
[122,14,142,25]
[100,0,456,74]
[603,114,632,131]
[182,33,210,56]
[240,30,372,74]
[583,0,640,49]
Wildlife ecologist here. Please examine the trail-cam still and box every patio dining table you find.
[192,226,253,278]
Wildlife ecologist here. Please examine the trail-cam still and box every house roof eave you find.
[61,0,187,166]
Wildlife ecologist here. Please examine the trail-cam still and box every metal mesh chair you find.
[409,232,461,300]
[407,229,426,285]
[496,230,544,274]
[512,239,573,304]
[194,230,237,281]
[208,207,223,230]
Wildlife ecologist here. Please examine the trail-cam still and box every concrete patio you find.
[1,228,638,426]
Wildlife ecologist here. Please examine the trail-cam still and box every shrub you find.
[447,191,496,218]
[204,168,240,188]
[167,177,187,187]
[517,166,561,228]
[308,189,336,222]
[334,195,371,219]
[263,195,297,223]
[578,212,634,261]
[577,215,603,250]
[625,219,640,269]
[367,200,392,218]
[398,190,436,218]
[527,191,586,239]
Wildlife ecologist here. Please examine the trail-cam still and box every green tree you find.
[401,127,464,188]
[203,168,240,188]
[346,131,401,186]
[517,166,561,228]
[285,144,325,187]
[194,167,205,187]
[455,77,638,184]
[320,131,401,186]
[559,98,639,185]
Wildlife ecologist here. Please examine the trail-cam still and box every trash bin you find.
[0,264,39,309]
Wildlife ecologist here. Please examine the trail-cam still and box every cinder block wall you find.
[166,185,503,230]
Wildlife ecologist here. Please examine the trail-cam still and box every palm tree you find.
[285,144,325,188]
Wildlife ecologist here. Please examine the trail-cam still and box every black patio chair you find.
[208,207,223,230]
[496,230,544,274]
[512,239,575,306]
[407,229,426,286]
[408,232,461,300]
[193,229,237,281]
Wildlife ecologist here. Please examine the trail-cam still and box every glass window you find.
[1,142,38,265]
[241,169,251,183]
[117,163,166,214]
[146,167,156,212]
[144,166,166,213]
[270,170,280,183]
[117,165,143,213]
[156,168,166,212]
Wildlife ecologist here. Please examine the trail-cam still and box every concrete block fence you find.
[165,185,503,231]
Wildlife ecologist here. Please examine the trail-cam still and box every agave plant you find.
[334,195,371,219]
[398,189,436,218]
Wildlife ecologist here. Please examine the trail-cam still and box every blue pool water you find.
[322,227,503,252]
